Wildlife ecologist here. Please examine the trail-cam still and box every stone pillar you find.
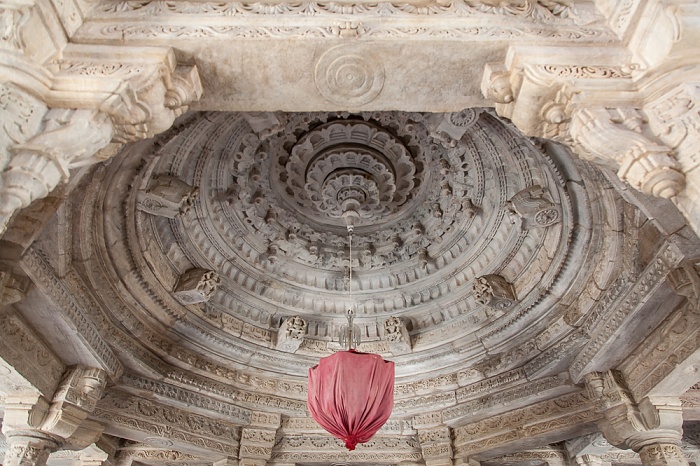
[1,366,108,465]
[638,444,688,466]
[417,426,453,466]
[584,371,689,466]
[3,433,61,466]
[574,454,604,466]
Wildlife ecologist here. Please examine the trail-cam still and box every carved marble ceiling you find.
[6,106,700,466]
[2,0,700,464]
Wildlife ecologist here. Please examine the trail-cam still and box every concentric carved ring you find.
[315,44,385,106]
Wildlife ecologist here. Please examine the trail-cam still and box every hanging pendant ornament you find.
[307,206,395,451]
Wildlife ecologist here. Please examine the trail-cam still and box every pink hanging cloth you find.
[307,350,395,450]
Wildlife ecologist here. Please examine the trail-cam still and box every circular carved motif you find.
[535,208,560,226]
[315,45,385,106]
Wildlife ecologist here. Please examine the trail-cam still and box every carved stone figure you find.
[137,175,199,218]
[473,274,517,310]
[173,269,220,304]
[383,316,411,355]
[276,316,307,353]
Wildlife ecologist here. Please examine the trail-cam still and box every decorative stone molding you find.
[173,269,220,305]
[275,316,306,353]
[19,248,123,380]
[506,185,561,229]
[136,175,199,219]
[569,107,684,199]
[94,392,242,456]
[417,426,452,466]
[239,411,280,466]
[383,316,411,355]
[452,392,598,458]
[473,274,516,310]
[0,313,64,398]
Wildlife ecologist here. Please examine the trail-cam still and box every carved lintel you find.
[506,185,561,229]
[570,107,685,199]
[275,316,306,353]
[473,274,516,310]
[383,316,412,355]
[136,175,198,219]
[173,268,220,305]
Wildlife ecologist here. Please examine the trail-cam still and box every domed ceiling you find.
[20,108,693,465]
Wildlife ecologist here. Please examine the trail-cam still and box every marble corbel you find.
[2,366,108,466]
[0,44,203,236]
[584,370,688,466]
[570,107,684,199]
[275,316,307,353]
[0,109,114,235]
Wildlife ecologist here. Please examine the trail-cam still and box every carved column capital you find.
[583,371,684,453]
[3,432,61,466]
[638,443,688,466]
[569,107,684,199]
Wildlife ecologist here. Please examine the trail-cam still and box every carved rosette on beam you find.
[173,269,220,305]
[473,274,517,310]
[276,316,307,353]
[506,185,561,229]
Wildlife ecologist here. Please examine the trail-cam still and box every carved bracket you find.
[570,107,684,199]
[506,185,561,229]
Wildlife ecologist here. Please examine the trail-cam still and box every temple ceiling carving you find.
[4,107,699,465]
